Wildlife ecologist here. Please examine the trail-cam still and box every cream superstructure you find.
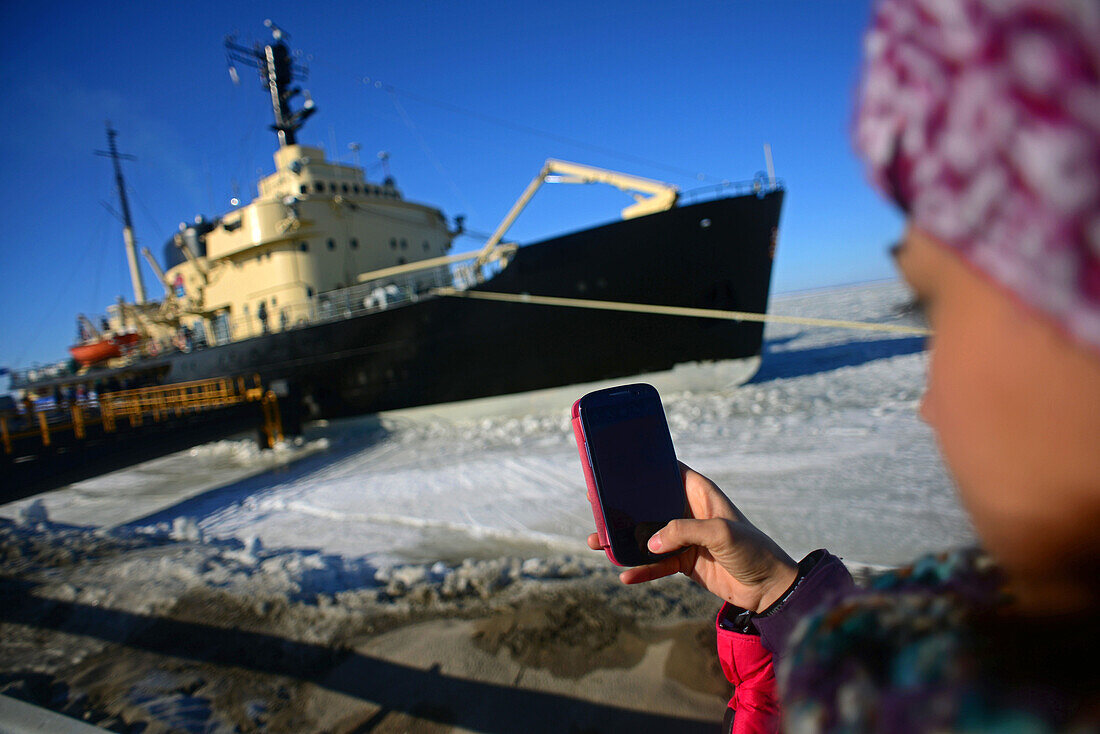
[143,144,454,345]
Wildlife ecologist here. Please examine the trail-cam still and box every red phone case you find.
[571,398,624,566]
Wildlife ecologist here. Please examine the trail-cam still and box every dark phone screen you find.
[581,391,685,565]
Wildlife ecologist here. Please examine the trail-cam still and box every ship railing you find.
[7,362,74,390]
[677,176,785,206]
[213,265,455,341]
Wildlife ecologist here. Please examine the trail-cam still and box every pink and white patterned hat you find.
[855,0,1100,352]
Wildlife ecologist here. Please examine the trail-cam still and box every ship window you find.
[400,239,408,249]
[306,287,314,297]
[314,182,325,193]
[353,184,360,194]
[350,238,359,249]
[299,242,309,252]
[342,184,349,193]
[423,240,430,251]
[398,257,406,265]
[329,182,337,192]
[327,238,335,250]
[390,238,397,249]
[299,184,308,195]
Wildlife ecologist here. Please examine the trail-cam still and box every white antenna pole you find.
[764,143,776,186]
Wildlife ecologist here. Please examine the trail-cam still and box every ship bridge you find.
[158,142,456,350]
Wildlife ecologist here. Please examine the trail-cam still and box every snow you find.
[0,281,973,599]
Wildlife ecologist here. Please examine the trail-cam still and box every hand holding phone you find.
[572,383,688,566]
[584,462,801,614]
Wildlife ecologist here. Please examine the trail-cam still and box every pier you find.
[1,376,289,502]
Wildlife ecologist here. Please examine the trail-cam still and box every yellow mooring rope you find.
[432,287,931,336]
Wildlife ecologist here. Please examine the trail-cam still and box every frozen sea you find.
[0,281,973,571]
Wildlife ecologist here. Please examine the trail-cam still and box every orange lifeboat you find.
[68,332,142,366]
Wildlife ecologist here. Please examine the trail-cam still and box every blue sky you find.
[0,0,903,385]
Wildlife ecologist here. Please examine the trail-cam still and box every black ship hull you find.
[155,191,782,417]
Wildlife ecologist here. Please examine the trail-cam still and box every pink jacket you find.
[715,612,780,734]
[715,551,853,733]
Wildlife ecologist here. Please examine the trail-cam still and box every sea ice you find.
[0,281,972,589]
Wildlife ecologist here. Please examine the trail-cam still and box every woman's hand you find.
[587,463,798,614]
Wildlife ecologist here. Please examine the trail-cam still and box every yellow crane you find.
[355,158,680,285]
[474,159,679,269]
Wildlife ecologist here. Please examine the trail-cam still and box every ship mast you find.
[226,21,315,148]
[96,126,146,305]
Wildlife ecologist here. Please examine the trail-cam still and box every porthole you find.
[353,184,360,194]
[390,238,397,249]
[299,184,308,194]
[327,238,335,250]
[342,184,349,193]
[299,242,309,252]
[400,238,407,249]
[329,182,337,192]
[423,240,429,251]
[314,182,324,193]
[306,287,314,297]
[397,257,406,265]
[350,238,359,249]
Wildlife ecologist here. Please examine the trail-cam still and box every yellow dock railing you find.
[1,374,284,456]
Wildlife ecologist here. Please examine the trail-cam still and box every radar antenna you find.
[225,21,316,147]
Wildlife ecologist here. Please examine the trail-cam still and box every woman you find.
[590,1,1100,730]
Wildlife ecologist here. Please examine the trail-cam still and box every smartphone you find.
[571,383,688,566]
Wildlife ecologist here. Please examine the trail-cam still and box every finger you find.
[648,517,731,556]
[679,462,747,524]
[586,532,602,551]
[619,555,682,585]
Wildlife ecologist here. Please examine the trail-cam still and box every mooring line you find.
[432,287,931,336]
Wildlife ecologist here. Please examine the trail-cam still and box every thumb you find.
[648,517,730,555]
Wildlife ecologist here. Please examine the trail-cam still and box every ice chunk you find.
[171,517,205,543]
[18,499,48,526]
